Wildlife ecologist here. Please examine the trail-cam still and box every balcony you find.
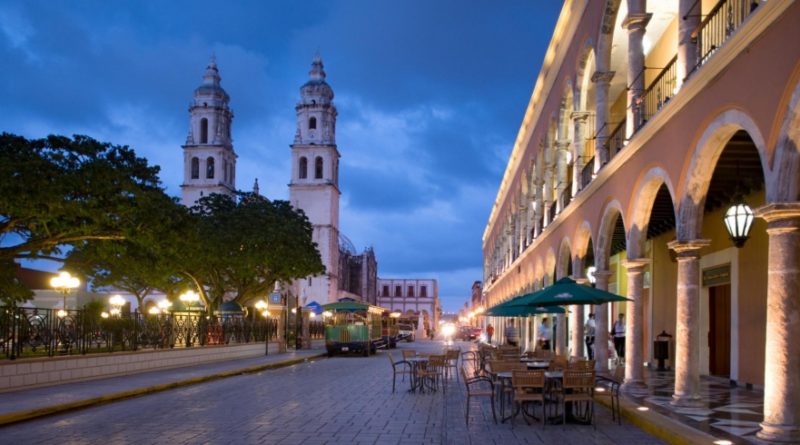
[692,0,760,73]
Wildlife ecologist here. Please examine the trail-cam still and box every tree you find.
[185,192,325,310]
[0,133,169,304]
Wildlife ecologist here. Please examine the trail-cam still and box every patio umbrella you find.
[507,277,630,307]
[485,304,565,317]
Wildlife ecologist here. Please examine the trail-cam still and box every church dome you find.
[194,56,230,104]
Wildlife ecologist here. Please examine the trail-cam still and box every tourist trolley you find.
[322,299,393,357]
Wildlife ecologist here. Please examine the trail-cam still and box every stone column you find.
[623,259,650,389]
[623,12,651,137]
[543,146,555,224]
[571,111,590,194]
[594,270,614,372]
[677,0,700,84]
[555,140,570,211]
[755,203,800,443]
[591,71,615,169]
[668,239,710,407]
[556,312,568,356]
[572,256,587,358]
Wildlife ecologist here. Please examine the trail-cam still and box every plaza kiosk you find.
[322,300,392,357]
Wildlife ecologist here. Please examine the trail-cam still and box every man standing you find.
[537,317,551,350]
[486,323,494,344]
[612,313,626,360]
[505,319,519,346]
[584,313,596,360]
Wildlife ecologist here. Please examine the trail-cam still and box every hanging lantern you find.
[723,201,754,248]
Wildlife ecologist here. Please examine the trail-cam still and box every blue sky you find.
[0,1,561,312]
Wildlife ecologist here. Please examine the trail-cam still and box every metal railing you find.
[606,120,627,160]
[692,0,760,72]
[641,55,678,124]
[0,306,278,360]
[581,157,595,189]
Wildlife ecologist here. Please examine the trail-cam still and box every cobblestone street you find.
[0,341,664,444]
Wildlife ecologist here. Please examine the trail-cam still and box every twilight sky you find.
[0,1,561,312]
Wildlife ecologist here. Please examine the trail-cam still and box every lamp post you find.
[178,290,201,347]
[179,290,201,310]
[255,299,270,356]
[50,271,80,318]
[109,294,125,317]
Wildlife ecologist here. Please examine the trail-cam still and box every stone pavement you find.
[0,348,325,425]
[0,340,666,444]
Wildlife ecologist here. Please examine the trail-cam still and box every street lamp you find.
[109,294,125,317]
[254,299,270,356]
[179,290,201,310]
[50,271,80,318]
[724,200,754,248]
[157,299,172,312]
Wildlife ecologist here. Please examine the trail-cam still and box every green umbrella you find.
[486,304,565,317]
[486,294,566,317]
[507,277,630,307]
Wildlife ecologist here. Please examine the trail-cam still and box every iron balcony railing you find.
[641,55,679,124]
[548,202,557,224]
[581,156,595,189]
[692,0,760,72]
[606,120,627,160]
[0,306,279,360]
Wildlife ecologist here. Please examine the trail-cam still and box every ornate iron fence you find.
[0,306,278,360]
[641,55,678,125]
[692,0,760,73]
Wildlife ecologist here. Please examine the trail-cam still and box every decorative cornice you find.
[591,70,615,85]
[622,13,652,32]
[667,239,710,258]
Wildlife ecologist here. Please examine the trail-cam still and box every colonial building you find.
[181,57,237,206]
[482,1,800,442]
[376,278,440,331]
[289,55,342,304]
[337,240,378,305]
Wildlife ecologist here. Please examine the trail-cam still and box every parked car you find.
[397,323,415,342]
[458,326,481,341]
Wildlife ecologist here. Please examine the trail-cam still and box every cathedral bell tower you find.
[289,54,341,304]
[181,56,237,207]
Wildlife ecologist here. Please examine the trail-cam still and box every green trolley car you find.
[323,300,392,357]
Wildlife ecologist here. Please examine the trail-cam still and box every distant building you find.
[337,240,378,305]
[470,281,483,309]
[376,278,440,333]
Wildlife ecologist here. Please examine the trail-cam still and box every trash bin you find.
[653,330,672,371]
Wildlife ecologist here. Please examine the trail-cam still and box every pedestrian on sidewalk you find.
[584,313,596,360]
[612,313,626,360]
[486,323,494,344]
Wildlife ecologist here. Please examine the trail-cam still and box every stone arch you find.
[596,199,626,271]
[573,220,594,259]
[544,248,557,285]
[534,257,544,289]
[556,237,572,279]
[596,0,624,73]
[627,167,677,259]
[677,109,769,240]
[770,77,800,202]
[575,40,597,111]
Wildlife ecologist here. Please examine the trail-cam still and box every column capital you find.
[556,140,571,150]
[622,258,650,272]
[667,239,710,258]
[571,111,591,122]
[591,70,615,85]
[622,13,652,32]
[755,202,800,229]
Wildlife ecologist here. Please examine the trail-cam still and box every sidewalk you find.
[0,348,326,426]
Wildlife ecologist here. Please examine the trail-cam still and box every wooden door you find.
[708,284,731,377]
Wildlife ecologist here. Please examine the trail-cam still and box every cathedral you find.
[179,55,376,305]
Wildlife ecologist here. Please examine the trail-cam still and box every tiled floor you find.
[622,367,765,444]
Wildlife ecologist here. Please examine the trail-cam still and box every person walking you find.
[537,317,551,350]
[486,323,494,344]
[584,313,596,360]
[504,319,519,346]
[612,313,626,360]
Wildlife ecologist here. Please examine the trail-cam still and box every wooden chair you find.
[401,350,417,360]
[417,354,447,393]
[561,370,596,428]
[461,366,496,425]
[387,352,413,393]
[548,355,569,371]
[570,359,595,371]
[511,370,547,428]
[595,365,625,424]
[444,348,460,381]
[461,350,479,377]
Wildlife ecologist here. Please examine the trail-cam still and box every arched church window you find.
[206,157,215,179]
[309,117,317,130]
[299,157,308,179]
[315,156,323,179]
[191,157,199,179]
[200,118,208,144]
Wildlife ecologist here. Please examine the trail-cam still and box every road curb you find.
[0,353,327,427]
[594,392,725,445]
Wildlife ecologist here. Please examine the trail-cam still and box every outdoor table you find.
[406,357,429,393]
[526,361,550,370]
[494,371,515,423]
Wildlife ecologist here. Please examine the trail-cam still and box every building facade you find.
[376,278,440,332]
[337,244,378,305]
[482,1,800,442]
[289,56,342,304]
[181,57,237,206]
